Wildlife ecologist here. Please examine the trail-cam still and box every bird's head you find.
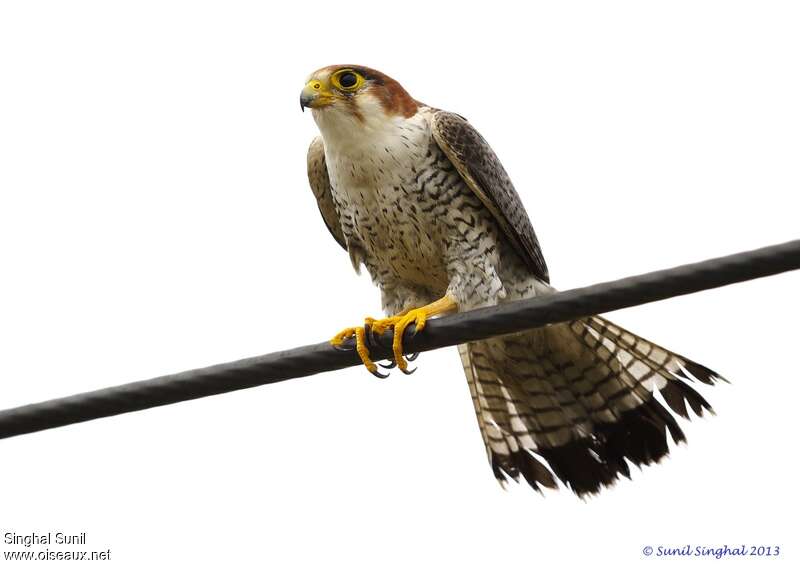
[300,65,419,138]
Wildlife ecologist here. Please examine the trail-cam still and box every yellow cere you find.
[304,79,329,94]
[302,78,335,108]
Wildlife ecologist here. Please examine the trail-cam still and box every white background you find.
[1,1,798,564]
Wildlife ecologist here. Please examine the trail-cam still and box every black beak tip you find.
[300,94,313,112]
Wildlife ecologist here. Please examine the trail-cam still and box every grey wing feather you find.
[431,111,549,282]
[307,136,347,251]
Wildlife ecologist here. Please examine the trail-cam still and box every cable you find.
[1,239,799,441]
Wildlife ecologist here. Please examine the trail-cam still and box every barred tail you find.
[459,316,725,496]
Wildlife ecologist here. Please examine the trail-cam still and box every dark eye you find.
[339,72,358,88]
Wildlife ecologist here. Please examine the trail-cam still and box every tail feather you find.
[459,316,724,496]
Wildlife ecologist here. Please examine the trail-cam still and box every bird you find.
[301,64,725,496]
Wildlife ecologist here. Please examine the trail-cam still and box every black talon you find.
[379,359,397,369]
[332,342,355,352]
[400,365,417,375]
[404,351,420,362]
[371,367,390,379]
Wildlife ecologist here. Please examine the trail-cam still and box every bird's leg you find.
[331,295,457,376]
[330,305,421,376]
[330,325,387,378]
[366,294,458,373]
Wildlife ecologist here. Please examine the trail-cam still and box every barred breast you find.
[323,107,526,315]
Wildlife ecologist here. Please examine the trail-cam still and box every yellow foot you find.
[330,325,382,376]
[331,295,458,377]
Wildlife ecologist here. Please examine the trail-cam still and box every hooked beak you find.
[300,92,314,111]
[300,79,333,112]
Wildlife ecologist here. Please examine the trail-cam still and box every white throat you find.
[312,94,417,157]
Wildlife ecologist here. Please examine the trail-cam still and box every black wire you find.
[1,239,799,441]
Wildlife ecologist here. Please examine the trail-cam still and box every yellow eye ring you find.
[331,69,364,92]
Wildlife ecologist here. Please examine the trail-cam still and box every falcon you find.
[301,64,724,496]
